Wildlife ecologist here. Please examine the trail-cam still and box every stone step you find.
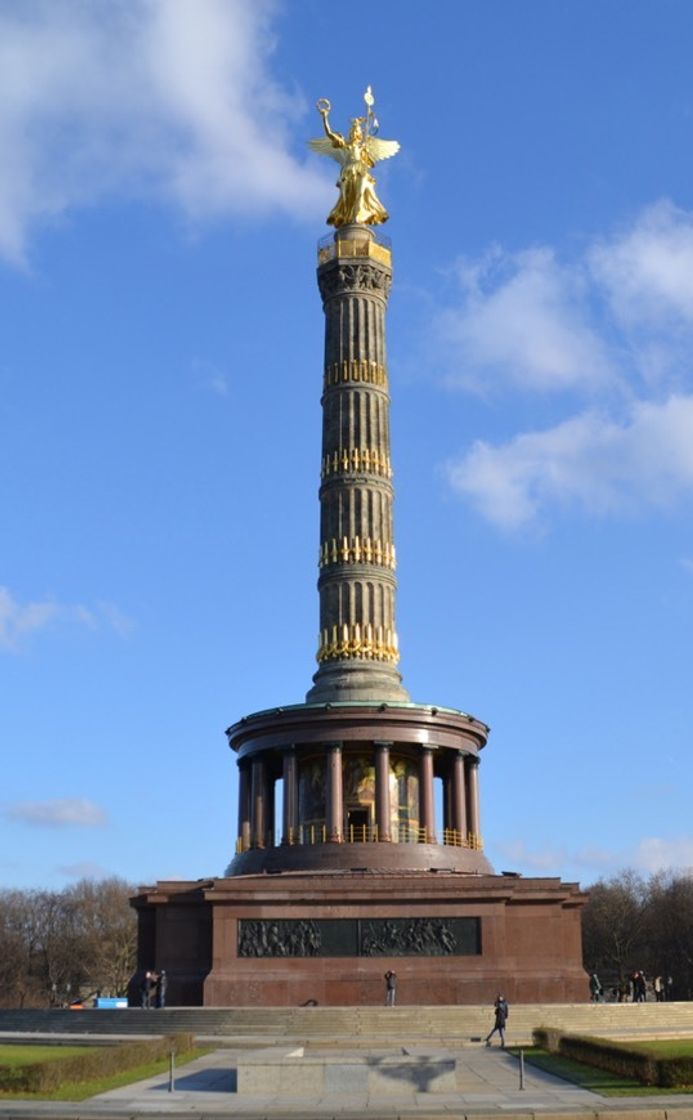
[1,1003,692,1044]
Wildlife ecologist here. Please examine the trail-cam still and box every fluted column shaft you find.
[307,226,409,704]
[326,742,344,842]
[374,740,392,841]
[419,747,435,842]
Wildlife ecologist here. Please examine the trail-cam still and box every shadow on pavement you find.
[151,1068,237,1093]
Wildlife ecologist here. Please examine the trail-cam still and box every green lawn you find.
[0,1046,94,1067]
[623,1040,693,1057]
[0,1046,207,1101]
[515,1047,693,1096]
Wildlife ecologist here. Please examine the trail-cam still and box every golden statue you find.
[309,86,400,227]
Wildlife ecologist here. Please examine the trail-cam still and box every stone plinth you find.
[131,869,587,1007]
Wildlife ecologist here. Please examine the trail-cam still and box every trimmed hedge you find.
[533,1028,693,1088]
[0,1033,194,1093]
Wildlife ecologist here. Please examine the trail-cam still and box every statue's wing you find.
[308,137,343,163]
[365,137,400,163]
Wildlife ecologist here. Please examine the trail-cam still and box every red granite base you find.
[131,869,587,1006]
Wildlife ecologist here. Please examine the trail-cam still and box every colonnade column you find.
[418,747,436,843]
[442,771,452,834]
[266,777,275,848]
[465,755,481,843]
[237,761,251,852]
[250,757,267,849]
[326,742,344,842]
[374,741,392,842]
[282,748,299,844]
[451,751,468,838]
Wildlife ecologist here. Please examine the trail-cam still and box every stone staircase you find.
[2,1003,693,1048]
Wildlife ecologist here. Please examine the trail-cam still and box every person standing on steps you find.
[140,971,154,1010]
[384,969,397,1006]
[485,993,509,1047]
[155,969,167,1009]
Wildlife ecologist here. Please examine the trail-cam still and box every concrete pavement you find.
[2,1043,693,1119]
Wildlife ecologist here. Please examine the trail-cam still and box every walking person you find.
[384,969,397,1007]
[634,971,647,1002]
[589,972,603,1002]
[485,994,509,1047]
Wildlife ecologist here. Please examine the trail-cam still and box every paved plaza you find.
[3,1044,693,1119]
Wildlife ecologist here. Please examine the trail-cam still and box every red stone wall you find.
[132,872,587,1006]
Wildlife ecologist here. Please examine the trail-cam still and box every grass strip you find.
[622,1040,693,1057]
[516,1047,693,1096]
[0,1046,94,1067]
[0,1047,207,1101]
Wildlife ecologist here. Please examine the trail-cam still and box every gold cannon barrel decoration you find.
[316,622,399,665]
[318,537,396,570]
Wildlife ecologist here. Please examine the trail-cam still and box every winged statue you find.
[308,87,400,227]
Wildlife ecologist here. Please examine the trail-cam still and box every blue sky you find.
[2,0,693,891]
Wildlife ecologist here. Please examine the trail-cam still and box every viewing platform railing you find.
[235,825,483,854]
[317,231,392,267]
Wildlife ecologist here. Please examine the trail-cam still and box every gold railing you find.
[235,827,483,854]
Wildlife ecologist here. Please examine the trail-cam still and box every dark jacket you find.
[494,998,509,1027]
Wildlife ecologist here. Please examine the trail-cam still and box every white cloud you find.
[55,860,111,879]
[192,357,231,397]
[5,798,108,828]
[0,0,330,264]
[440,201,693,527]
[94,601,136,638]
[0,586,59,648]
[0,586,134,650]
[438,245,614,393]
[634,837,693,875]
[446,394,693,529]
[494,836,693,881]
[439,200,693,399]
[590,200,693,331]
[493,839,565,872]
[493,840,619,878]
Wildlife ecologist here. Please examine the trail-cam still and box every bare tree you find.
[645,871,693,999]
[582,870,647,980]
[66,878,137,997]
[0,879,136,1007]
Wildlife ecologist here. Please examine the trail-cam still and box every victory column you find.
[226,89,491,873]
[131,90,587,1007]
